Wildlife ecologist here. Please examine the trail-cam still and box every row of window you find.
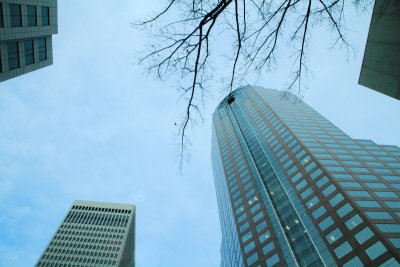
[59,224,125,234]
[44,249,118,258]
[39,255,118,265]
[0,39,47,72]
[0,3,49,27]
[71,205,132,214]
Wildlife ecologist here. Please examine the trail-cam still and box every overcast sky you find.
[0,1,399,267]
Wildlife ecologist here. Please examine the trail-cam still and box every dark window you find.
[27,6,37,26]
[41,7,49,25]
[10,4,22,27]
[0,3,4,27]
[7,42,20,70]
[38,38,47,61]
[24,40,34,65]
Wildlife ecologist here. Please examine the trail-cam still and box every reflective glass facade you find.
[35,200,135,267]
[211,86,400,266]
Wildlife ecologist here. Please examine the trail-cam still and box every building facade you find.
[358,0,400,100]
[35,200,135,267]
[211,86,400,266]
[0,0,58,82]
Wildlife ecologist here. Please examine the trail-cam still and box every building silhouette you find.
[211,86,400,266]
[36,200,135,267]
[0,0,58,82]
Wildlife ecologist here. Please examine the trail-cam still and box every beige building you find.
[36,200,136,267]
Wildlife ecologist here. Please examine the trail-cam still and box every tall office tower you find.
[0,0,58,82]
[211,86,400,267]
[36,200,135,267]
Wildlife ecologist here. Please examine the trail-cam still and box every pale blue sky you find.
[0,1,399,267]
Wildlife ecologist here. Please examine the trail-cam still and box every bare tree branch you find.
[137,0,371,169]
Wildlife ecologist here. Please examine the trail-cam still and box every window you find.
[382,175,400,181]
[239,222,249,233]
[24,40,34,65]
[355,227,374,244]
[242,231,252,243]
[349,167,368,172]
[343,256,363,267]
[385,201,400,208]
[347,191,371,198]
[376,224,400,233]
[337,203,352,218]
[329,193,344,207]
[365,241,387,260]
[334,241,352,259]
[312,206,326,219]
[365,211,392,220]
[319,216,334,231]
[291,172,303,183]
[246,252,258,265]
[0,3,3,27]
[256,221,267,232]
[356,200,381,208]
[389,238,400,248]
[27,5,37,26]
[375,192,397,198]
[310,169,323,179]
[262,242,275,255]
[357,174,377,180]
[322,184,336,196]
[238,213,247,223]
[339,181,361,188]
[7,42,20,70]
[253,212,263,222]
[244,241,255,254]
[38,38,47,61]
[301,188,313,199]
[295,180,308,191]
[365,182,388,189]
[326,228,343,244]
[41,6,50,25]
[10,4,22,27]
[345,214,363,230]
[306,196,320,209]
[343,160,361,166]
[266,253,279,266]
[259,230,271,243]
[332,173,353,180]
[245,188,255,198]
[250,203,260,213]
[316,176,329,188]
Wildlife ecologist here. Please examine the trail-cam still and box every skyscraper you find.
[0,0,58,82]
[211,86,400,266]
[36,200,135,267]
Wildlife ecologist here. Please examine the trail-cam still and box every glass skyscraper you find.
[35,200,135,267]
[211,86,400,266]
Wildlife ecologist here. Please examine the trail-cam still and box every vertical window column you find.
[9,4,22,27]
[41,6,49,25]
[0,3,4,27]
[27,5,37,26]
[7,42,19,70]
[38,38,47,61]
[24,40,34,65]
